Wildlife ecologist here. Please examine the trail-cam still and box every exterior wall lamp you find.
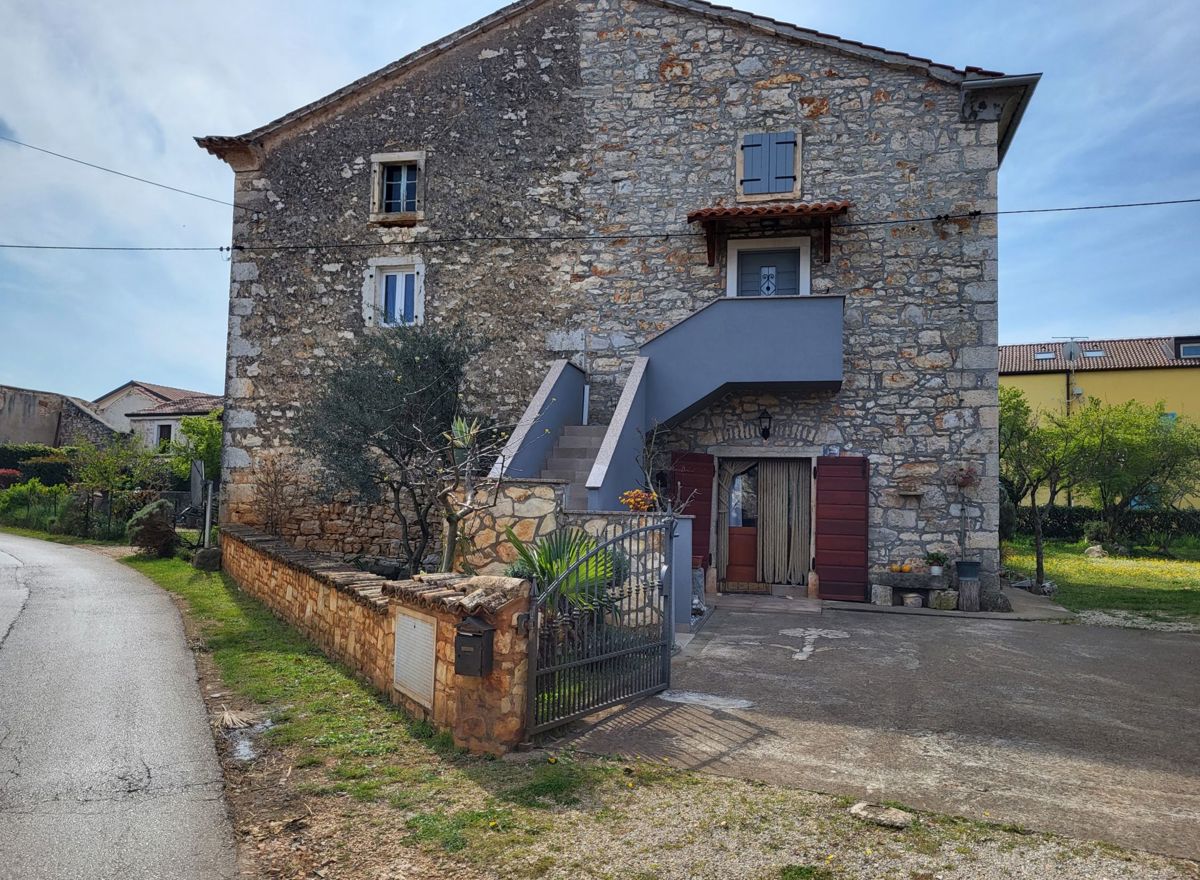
[758,408,773,440]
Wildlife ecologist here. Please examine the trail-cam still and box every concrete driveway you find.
[570,606,1200,859]
[0,533,236,880]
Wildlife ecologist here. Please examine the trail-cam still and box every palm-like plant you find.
[505,527,626,614]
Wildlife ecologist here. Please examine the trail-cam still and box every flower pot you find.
[929,565,943,576]
[955,560,981,580]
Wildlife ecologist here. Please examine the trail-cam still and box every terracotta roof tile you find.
[999,336,1200,373]
[127,394,223,417]
[686,200,852,223]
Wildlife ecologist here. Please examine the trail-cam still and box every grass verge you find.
[0,524,121,546]
[1005,539,1200,620]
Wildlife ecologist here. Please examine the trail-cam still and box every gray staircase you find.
[539,424,607,509]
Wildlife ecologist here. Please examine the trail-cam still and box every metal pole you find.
[203,480,214,549]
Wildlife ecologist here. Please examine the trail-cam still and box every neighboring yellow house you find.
[999,335,1200,419]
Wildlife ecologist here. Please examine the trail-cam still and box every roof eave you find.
[961,73,1041,166]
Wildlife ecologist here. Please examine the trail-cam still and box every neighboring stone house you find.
[0,380,217,448]
[199,0,1038,596]
[127,393,224,450]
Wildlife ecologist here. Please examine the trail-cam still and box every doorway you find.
[717,457,812,592]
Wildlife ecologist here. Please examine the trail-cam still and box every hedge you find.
[19,455,71,486]
[0,443,58,470]
[1014,505,1200,542]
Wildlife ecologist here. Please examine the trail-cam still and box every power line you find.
[0,134,243,211]
[0,197,1197,252]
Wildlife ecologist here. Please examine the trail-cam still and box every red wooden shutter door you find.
[671,452,715,568]
[814,455,869,601]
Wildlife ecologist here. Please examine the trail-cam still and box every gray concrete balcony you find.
[640,294,844,427]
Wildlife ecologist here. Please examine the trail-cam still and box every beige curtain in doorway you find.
[757,459,811,585]
[715,458,757,582]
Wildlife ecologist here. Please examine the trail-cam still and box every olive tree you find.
[296,324,506,574]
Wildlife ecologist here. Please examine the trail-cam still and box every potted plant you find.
[924,551,948,576]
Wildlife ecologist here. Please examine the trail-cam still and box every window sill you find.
[735,191,803,204]
[369,211,424,227]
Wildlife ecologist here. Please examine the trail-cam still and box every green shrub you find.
[1081,520,1109,545]
[126,499,179,557]
[19,454,71,487]
[999,493,1017,541]
[0,479,71,532]
[1015,505,1200,543]
[0,443,57,470]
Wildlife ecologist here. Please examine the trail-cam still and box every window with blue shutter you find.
[740,131,798,196]
[380,270,419,325]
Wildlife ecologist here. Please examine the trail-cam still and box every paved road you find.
[572,607,1200,859]
[0,533,236,880]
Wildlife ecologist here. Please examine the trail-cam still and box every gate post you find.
[670,517,692,640]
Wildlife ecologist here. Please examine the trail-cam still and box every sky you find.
[1,0,1197,400]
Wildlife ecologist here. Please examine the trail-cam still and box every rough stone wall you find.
[217,0,1001,577]
[221,527,532,753]
[221,528,397,695]
[459,479,567,574]
[0,386,64,445]
[58,400,120,447]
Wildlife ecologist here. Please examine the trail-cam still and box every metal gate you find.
[527,519,675,736]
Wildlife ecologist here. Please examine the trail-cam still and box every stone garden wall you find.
[221,525,531,754]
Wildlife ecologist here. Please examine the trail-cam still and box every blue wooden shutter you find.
[767,131,796,193]
[402,273,416,324]
[383,274,397,323]
[741,133,768,194]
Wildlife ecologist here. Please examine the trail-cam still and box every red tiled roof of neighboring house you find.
[93,379,215,405]
[127,394,224,418]
[999,337,1200,374]
[686,200,853,223]
[197,0,1024,160]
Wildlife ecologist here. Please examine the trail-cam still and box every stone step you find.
[562,424,608,438]
[542,468,592,483]
[551,445,598,460]
[555,433,607,450]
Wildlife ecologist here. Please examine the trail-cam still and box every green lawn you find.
[1005,539,1200,620]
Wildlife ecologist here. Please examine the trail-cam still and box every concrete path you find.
[571,607,1200,859]
[0,533,236,880]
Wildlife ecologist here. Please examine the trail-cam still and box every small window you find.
[379,269,420,326]
[1083,350,1105,358]
[1034,352,1055,361]
[157,424,173,447]
[738,131,801,200]
[369,151,425,224]
[1179,343,1200,358]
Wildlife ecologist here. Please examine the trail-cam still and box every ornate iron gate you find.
[527,519,675,736]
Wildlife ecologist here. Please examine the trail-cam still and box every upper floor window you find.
[737,131,801,201]
[156,424,173,448]
[1178,342,1200,359]
[369,151,425,225]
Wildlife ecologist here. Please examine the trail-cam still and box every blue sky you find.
[1,0,1197,400]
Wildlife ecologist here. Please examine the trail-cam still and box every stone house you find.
[199,0,1038,597]
[0,380,215,448]
[126,393,224,450]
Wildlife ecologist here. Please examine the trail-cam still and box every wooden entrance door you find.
[813,455,869,601]
[670,452,715,568]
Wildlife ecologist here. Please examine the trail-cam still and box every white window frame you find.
[368,150,426,225]
[362,256,426,327]
[725,236,812,298]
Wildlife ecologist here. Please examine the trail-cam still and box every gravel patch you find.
[1077,609,1199,632]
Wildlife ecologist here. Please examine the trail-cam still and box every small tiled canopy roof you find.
[999,337,1200,373]
[127,394,223,417]
[686,200,852,223]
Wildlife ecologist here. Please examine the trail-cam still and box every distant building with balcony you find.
[199,0,1038,596]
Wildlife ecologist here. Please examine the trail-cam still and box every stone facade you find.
[459,479,566,574]
[205,0,1019,582]
[220,526,531,753]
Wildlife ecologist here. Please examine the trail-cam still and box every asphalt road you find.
[572,606,1200,859]
[0,533,236,880]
